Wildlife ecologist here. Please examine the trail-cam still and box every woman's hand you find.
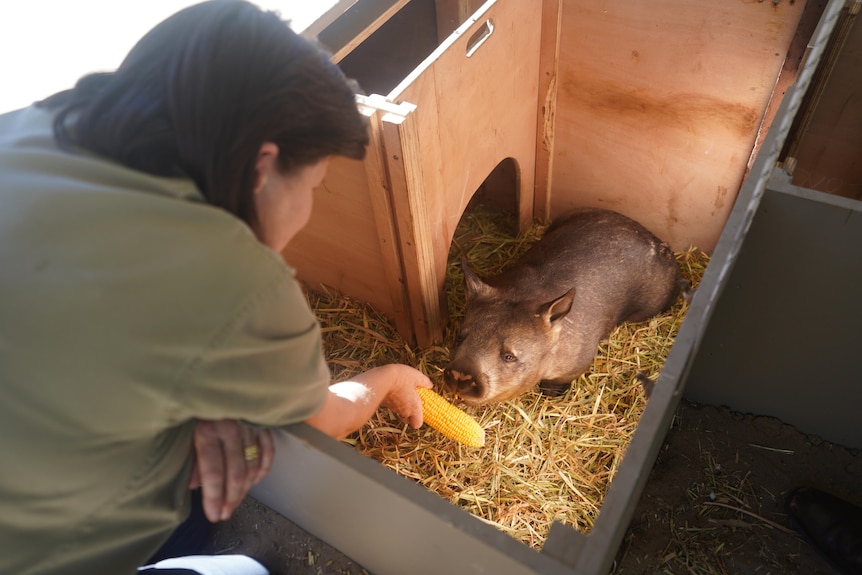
[189,419,274,522]
[376,364,432,429]
[305,364,432,439]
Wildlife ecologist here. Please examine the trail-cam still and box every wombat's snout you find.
[443,367,484,403]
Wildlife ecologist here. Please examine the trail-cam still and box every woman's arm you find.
[305,363,433,439]
[188,364,430,521]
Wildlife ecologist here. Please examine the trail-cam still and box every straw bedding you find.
[305,206,709,549]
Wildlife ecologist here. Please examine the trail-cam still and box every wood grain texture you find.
[549,0,808,252]
[535,0,563,221]
[388,0,543,343]
[381,106,445,346]
[435,0,488,41]
[362,113,414,337]
[281,155,403,325]
[789,5,862,200]
[329,0,413,63]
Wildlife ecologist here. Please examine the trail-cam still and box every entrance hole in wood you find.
[444,157,520,326]
[464,156,520,236]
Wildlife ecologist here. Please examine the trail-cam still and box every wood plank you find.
[329,0,412,63]
[362,110,415,338]
[550,0,808,252]
[748,0,828,178]
[788,3,862,200]
[282,156,397,322]
[403,0,542,235]
[435,0,488,41]
[534,0,563,221]
[332,0,440,96]
[381,105,446,346]
[388,0,543,343]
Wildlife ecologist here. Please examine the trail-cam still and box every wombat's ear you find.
[461,256,494,301]
[539,288,576,326]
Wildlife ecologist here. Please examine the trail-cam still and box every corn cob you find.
[417,387,485,447]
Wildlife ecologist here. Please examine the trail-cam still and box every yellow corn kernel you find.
[417,387,485,447]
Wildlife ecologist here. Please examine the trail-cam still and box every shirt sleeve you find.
[177,272,331,427]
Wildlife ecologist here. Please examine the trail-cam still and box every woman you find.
[0,1,431,574]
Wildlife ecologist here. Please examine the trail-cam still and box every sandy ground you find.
[205,399,861,575]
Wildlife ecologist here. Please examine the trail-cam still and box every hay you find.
[305,205,710,549]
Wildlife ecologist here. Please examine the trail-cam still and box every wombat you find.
[444,208,682,405]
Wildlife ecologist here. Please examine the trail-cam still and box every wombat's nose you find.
[442,367,458,387]
[444,367,482,399]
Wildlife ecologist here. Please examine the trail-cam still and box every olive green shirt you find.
[0,106,331,574]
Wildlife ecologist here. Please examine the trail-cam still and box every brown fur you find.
[445,208,681,405]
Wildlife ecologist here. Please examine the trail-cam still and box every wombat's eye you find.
[502,352,517,363]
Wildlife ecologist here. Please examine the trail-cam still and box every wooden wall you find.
[282,154,410,336]
[286,0,827,345]
[382,0,543,343]
[538,0,810,252]
[787,4,862,200]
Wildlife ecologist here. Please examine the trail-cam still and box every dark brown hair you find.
[40,0,369,228]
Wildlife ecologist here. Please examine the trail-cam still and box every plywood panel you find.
[381,102,443,346]
[433,2,541,235]
[550,0,808,252]
[282,155,402,327]
[387,0,543,343]
[332,0,440,96]
[749,0,828,176]
[789,5,862,200]
[435,0,488,40]
[535,0,563,220]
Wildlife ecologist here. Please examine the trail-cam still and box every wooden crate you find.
[285,0,541,347]
[285,0,819,347]
[250,2,855,574]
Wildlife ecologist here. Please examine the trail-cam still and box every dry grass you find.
[306,206,710,549]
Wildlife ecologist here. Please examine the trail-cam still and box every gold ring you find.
[243,445,260,461]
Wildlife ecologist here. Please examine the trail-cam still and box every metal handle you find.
[465,19,494,58]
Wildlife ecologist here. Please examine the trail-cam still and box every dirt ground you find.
[205,399,861,575]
